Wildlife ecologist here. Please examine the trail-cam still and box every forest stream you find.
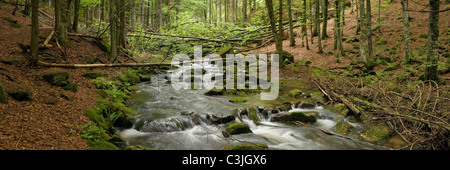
[118,64,380,150]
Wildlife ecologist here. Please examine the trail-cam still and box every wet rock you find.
[221,144,268,150]
[204,87,223,96]
[299,102,316,109]
[272,112,317,123]
[288,89,302,98]
[328,103,350,116]
[335,121,354,135]
[211,115,235,124]
[225,122,252,135]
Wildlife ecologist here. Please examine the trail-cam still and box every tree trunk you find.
[401,0,411,63]
[366,0,373,59]
[72,0,80,32]
[422,0,440,82]
[30,0,39,64]
[119,0,126,48]
[315,0,322,53]
[302,0,309,50]
[322,0,328,39]
[277,0,283,52]
[359,0,368,63]
[288,0,295,47]
[57,0,69,47]
[110,0,118,62]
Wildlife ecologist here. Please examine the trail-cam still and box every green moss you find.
[225,122,252,135]
[361,123,391,142]
[43,71,70,87]
[272,112,317,123]
[229,97,247,103]
[221,144,268,150]
[376,40,388,46]
[63,83,78,92]
[288,89,302,98]
[248,108,261,125]
[418,34,428,39]
[335,121,354,135]
[1,17,21,28]
[88,140,119,150]
[328,103,350,116]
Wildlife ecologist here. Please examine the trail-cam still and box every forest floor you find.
[0,1,448,150]
[0,5,134,149]
[251,1,450,80]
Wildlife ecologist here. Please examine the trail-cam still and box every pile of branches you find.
[314,75,449,150]
[127,18,302,53]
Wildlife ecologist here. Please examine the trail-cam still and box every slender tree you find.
[110,0,118,62]
[315,0,322,53]
[401,0,411,63]
[322,0,329,39]
[288,0,295,46]
[359,0,368,63]
[30,0,39,65]
[421,0,440,82]
[72,0,80,32]
[366,0,373,59]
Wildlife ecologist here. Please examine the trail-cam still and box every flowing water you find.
[118,64,379,150]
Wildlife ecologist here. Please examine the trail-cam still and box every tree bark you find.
[110,0,118,62]
[359,0,368,63]
[422,0,440,82]
[366,0,373,59]
[57,0,69,47]
[277,0,283,52]
[401,0,411,63]
[288,0,295,47]
[30,0,39,64]
[315,0,322,53]
[72,0,80,32]
[322,0,328,39]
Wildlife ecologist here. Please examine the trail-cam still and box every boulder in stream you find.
[225,122,252,135]
[272,112,317,123]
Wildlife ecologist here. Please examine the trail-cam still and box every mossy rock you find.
[0,82,8,104]
[82,72,108,79]
[0,59,25,65]
[229,97,247,103]
[272,112,317,123]
[205,88,224,96]
[59,91,73,101]
[43,71,70,87]
[2,81,31,101]
[335,121,355,135]
[63,83,78,92]
[225,122,252,135]
[88,140,119,150]
[361,123,391,142]
[124,145,155,150]
[328,103,350,116]
[288,89,302,98]
[221,144,268,150]
[275,50,294,65]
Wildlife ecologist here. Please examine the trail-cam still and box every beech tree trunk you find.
[30,0,39,64]
[288,0,295,47]
[422,0,440,82]
[315,0,322,53]
[401,0,411,63]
